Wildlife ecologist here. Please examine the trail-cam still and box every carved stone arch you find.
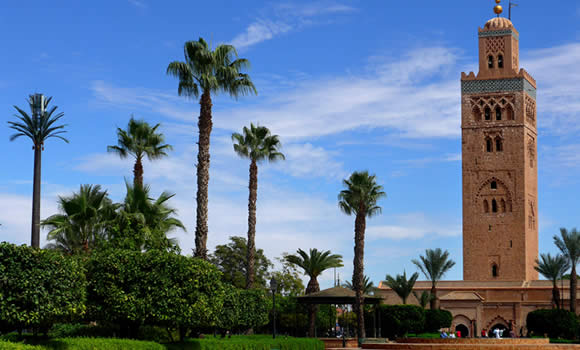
[472,105,482,122]
[452,314,472,336]
[476,177,512,202]
[485,315,510,331]
[505,104,515,120]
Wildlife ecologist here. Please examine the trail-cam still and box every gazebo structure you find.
[297,286,382,347]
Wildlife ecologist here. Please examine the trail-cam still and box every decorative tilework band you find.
[462,78,536,100]
[478,30,519,40]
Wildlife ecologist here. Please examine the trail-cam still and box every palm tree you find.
[42,184,116,254]
[167,38,257,259]
[107,117,172,187]
[232,123,284,289]
[116,182,185,251]
[338,171,385,338]
[412,248,456,310]
[554,228,580,313]
[8,94,68,248]
[535,253,570,309]
[412,290,433,309]
[385,271,419,304]
[344,275,375,295]
[286,248,343,337]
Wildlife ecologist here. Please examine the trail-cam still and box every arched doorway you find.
[490,323,508,338]
[455,324,469,338]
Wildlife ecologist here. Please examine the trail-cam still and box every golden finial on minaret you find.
[494,0,503,17]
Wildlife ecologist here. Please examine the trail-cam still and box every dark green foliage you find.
[424,309,452,332]
[0,243,86,333]
[237,290,270,330]
[526,309,578,339]
[86,249,224,337]
[378,305,425,338]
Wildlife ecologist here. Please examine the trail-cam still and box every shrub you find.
[0,341,43,349]
[379,305,425,338]
[424,309,452,332]
[86,249,225,338]
[237,289,270,331]
[527,309,578,339]
[0,243,86,334]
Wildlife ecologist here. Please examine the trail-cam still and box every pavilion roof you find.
[297,286,382,305]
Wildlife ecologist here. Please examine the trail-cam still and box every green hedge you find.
[0,243,86,333]
[171,335,324,350]
[0,338,164,350]
[424,309,452,332]
[378,305,425,338]
[527,309,578,339]
[0,341,43,349]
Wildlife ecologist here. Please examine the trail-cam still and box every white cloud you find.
[230,20,292,49]
[367,213,461,240]
[274,143,346,179]
[127,0,146,8]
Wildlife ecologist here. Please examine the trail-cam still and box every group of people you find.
[481,327,517,338]
[439,329,462,338]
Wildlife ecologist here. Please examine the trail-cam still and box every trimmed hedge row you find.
[175,335,324,350]
[527,309,578,339]
[0,338,163,350]
[0,341,42,349]
[376,305,452,338]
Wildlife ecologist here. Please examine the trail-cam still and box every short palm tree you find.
[286,248,343,337]
[107,117,172,187]
[8,94,68,248]
[344,275,375,295]
[338,171,385,338]
[412,248,456,310]
[232,123,284,289]
[554,228,580,313]
[412,290,433,309]
[385,271,420,304]
[535,253,569,309]
[42,184,115,254]
[167,38,257,259]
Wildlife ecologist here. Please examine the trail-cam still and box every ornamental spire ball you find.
[494,0,503,16]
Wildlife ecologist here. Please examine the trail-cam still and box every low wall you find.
[320,337,359,349]
[362,338,578,350]
[396,338,549,345]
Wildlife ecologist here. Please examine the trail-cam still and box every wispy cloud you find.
[367,213,461,240]
[230,1,355,49]
[127,0,147,9]
[274,143,346,179]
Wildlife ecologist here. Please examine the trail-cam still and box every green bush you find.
[86,249,225,338]
[170,335,324,350]
[424,309,452,332]
[0,243,86,333]
[527,309,578,339]
[237,290,270,331]
[0,341,43,349]
[379,305,425,338]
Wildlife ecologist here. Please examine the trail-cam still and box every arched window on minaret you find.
[495,137,503,152]
[506,105,514,120]
[483,200,489,213]
[486,137,493,152]
[488,55,494,68]
[498,55,504,68]
[496,107,502,121]
[492,264,499,278]
[492,199,498,213]
[473,106,482,122]
[485,107,491,121]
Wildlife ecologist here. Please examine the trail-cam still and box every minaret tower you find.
[461,0,538,281]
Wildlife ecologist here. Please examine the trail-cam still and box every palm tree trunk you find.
[246,160,258,289]
[430,284,438,310]
[353,210,366,339]
[133,156,144,187]
[552,282,560,309]
[31,144,42,248]
[306,277,320,337]
[571,264,577,314]
[194,91,213,259]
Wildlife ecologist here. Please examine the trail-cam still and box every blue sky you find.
[1,1,580,289]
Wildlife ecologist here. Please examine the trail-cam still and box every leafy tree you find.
[107,117,172,188]
[209,236,272,289]
[412,290,434,309]
[8,94,68,248]
[167,37,257,259]
[385,271,419,304]
[535,253,569,309]
[424,309,452,332]
[0,243,86,334]
[344,275,375,295]
[112,182,184,252]
[232,123,284,289]
[554,228,580,314]
[42,184,117,254]
[286,248,343,337]
[378,305,425,338]
[338,171,386,338]
[412,248,456,310]
[271,255,305,296]
[527,309,578,339]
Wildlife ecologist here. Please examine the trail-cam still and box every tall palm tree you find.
[344,275,375,295]
[232,123,284,289]
[8,94,68,248]
[42,184,116,254]
[167,38,257,259]
[338,171,385,339]
[554,228,580,313]
[535,253,570,309]
[385,271,419,304]
[107,117,172,187]
[286,248,343,337]
[116,182,185,251]
[412,248,456,310]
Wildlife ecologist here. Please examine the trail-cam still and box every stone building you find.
[376,12,577,337]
